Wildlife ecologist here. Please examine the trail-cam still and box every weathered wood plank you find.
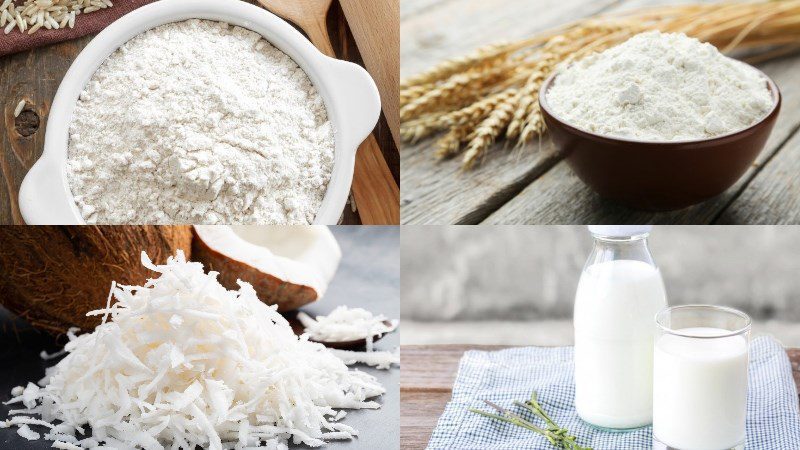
[401,344,800,450]
[400,0,621,224]
[716,128,800,224]
[400,390,456,450]
[789,348,800,391]
[400,345,502,450]
[401,141,561,224]
[484,53,800,224]
[0,36,90,225]
[401,0,622,78]
[400,0,455,22]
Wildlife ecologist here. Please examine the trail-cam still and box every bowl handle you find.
[19,159,81,225]
[324,58,381,153]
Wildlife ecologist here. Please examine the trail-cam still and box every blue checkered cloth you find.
[427,336,800,449]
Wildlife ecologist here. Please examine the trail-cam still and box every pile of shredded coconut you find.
[546,31,774,141]
[67,19,335,224]
[1,251,384,449]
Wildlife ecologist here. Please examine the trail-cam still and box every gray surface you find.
[401,225,800,322]
[0,225,400,450]
[310,226,400,450]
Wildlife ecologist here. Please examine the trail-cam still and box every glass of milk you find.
[653,305,751,450]
[574,225,667,430]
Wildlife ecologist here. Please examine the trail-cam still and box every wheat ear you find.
[401,115,443,143]
[519,103,545,143]
[435,124,475,159]
[400,66,512,121]
[400,42,513,90]
[462,90,519,169]
[401,83,435,107]
[506,68,548,140]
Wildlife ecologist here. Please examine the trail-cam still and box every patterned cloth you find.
[427,336,800,449]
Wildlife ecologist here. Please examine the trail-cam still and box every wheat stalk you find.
[399,88,518,143]
[442,88,519,128]
[400,40,538,90]
[401,115,441,143]
[400,83,435,107]
[400,65,512,120]
[435,124,475,159]
[462,89,519,169]
[507,65,553,140]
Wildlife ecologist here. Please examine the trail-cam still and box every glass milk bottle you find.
[574,225,667,430]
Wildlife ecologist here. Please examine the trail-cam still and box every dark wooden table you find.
[400,0,800,224]
[401,345,800,450]
[0,0,399,225]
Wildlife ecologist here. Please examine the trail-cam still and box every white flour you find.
[67,19,334,224]
[546,31,773,141]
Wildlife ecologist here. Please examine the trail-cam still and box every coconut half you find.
[0,226,193,333]
[192,226,341,311]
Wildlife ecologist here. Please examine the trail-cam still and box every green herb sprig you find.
[469,391,592,450]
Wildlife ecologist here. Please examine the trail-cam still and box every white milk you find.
[653,327,748,450]
[574,259,667,429]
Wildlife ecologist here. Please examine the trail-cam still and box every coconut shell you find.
[0,226,192,334]
[192,228,318,311]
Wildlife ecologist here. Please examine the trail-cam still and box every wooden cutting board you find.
[401,345,800,450]
[337,0,400,147]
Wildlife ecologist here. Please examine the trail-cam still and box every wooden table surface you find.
[401,345,800,450]
[0,0,399,225]
[400,0,800,224]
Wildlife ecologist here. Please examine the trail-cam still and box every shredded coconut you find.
[67,19,335,224]
[52,441,82,450]
[17,424,40,440]
[546,31,773,141]
[298,306,398,351]
[3,251,384,449]
[330,349,400,370]
[39,349,67,360]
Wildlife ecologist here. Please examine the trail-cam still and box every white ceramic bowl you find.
[19,0,380,224]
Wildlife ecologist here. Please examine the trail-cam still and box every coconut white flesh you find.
[194,225,341,298]
[2,251,384,449]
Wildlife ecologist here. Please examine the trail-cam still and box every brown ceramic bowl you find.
[539,68,781,211]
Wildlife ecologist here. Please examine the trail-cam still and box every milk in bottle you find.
[574,225,667,429]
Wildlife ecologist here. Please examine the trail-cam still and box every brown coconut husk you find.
[191,229,318,312]
[0,226,192,334]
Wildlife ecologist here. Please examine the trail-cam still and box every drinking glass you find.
[653,305,751,450]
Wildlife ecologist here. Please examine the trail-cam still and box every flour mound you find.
[546,31,773,141]
[67,19,335,224]
[2,251,384,449]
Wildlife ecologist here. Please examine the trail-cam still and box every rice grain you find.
[2,0,111,35]
[13,100,26,118]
